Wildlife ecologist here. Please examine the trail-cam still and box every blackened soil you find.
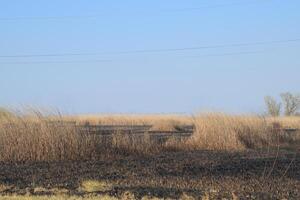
[0,150,299,199]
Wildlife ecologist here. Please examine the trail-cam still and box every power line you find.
[0,51,278,65]
[104,39,300,55]
[0,59,111,65]
[0,0,273,21]
[0,15,98,21]
[0,53,99,58]
[190,50,262,58]
[166,0,273,12]
[0,38,299,59]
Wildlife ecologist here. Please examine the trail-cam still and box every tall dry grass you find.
[0,110,171,162]
[191,114,300,150]
[0,114,102,162]
[190,114,266,150]
[65,114,193,131]
[0,109,299,162]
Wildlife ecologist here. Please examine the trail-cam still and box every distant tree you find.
[264,96,281,117]
[280,92,300,116]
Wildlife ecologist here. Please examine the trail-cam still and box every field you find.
[0,110,299,199]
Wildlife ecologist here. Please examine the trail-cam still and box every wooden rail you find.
[75,125,194,143]
[77,125,193,136]
[274,128,300,134]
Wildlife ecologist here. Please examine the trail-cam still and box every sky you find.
[0,0,300,114]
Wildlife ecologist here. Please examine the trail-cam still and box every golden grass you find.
[0,111,170,162]
[190,114,267,150]
[190,113,300,150]
[0,115,102,162]
[67,113,300,131]
[269,116,300,129]
[0,109,299,162]
[80,180,113,193]
[65,114,192,131]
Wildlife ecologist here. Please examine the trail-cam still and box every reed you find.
[0,109,299,162]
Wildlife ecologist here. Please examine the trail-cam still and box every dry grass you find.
[190,114,269,150]
[269,116,300,129]
[67,113,300,131]
[65,114,192,131]
[190,113,300,150]
[80,180,113,193]
[0,110,172,162]
[0,109,299,162]
[0,114,102,162]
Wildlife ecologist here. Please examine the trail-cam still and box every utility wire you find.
[103,38,300,55]
[0,38,299,58]
[0,59,111,65]
[0,53,99,58]
[166,0,273,12]
[0,15,98,21]
[190,50,262,58]
[0,0,273,21]
[0,51,278,65]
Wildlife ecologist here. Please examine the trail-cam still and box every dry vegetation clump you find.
[0,113,102,162]
[271,116,300,129]
[111,132,162,155]
[80,180,113,193]
[190,114,300,150]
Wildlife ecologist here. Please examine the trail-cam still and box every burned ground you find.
[0,149,299,199]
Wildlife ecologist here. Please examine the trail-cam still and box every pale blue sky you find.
[0,0,299,114]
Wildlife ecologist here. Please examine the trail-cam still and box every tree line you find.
[265,92,300,116]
